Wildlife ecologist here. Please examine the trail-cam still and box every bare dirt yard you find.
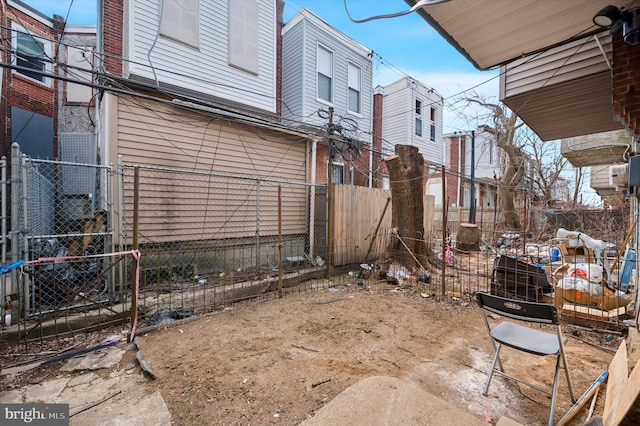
[133,283,618,426]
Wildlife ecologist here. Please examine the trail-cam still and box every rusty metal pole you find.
[278,185,283,297]
[131,167,139,334]
[441,165,446,297]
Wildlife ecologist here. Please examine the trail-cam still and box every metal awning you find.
[407,0,632,141]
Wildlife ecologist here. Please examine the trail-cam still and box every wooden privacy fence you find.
[331,185,435,265]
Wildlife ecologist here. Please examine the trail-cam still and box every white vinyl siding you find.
[228,0,259,74]
[380,77,444,165]
[12,22,51,85]
[347,62,361,114]
[160,0,199,48]
[471,131,501,180]
[127,0,276,112]
[317,44,333,103]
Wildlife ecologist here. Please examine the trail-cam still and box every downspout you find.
[309,139,317,258]
[368,144,373,188]
[96,0,103,73]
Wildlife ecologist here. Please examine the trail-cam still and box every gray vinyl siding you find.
[282,10,373,139]
[281,22,305,126]
[116,95,308,242]
[502,34,611,99]
[126,0,277,113]
[381,88,410,145]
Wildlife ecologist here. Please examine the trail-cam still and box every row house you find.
[1,0,96,236]
[7,0,453,267]
[377,77,444,168]
[98,0,313,255]
[1,0,59,160]
[281,7,373,186]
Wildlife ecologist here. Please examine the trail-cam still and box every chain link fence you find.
[3,143,632,355]
[117,163,328,327]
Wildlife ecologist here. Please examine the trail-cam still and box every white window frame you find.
[228,0,259,74]
[347,62,361,115]
[160,0,200,49]
[317,44,333,104]
[463,187,470,207]
[330,161,344,184]
[415,98,423,138]
[12,22,51,86]
[430,107,436,142]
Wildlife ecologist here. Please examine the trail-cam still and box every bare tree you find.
[527,131,568,207]
[458,95,590,232]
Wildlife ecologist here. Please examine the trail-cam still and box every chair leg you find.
[483,343,502,396]
[560,349,576,403]
[547,354,562,426]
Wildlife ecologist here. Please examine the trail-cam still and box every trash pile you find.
[490,228,635,325]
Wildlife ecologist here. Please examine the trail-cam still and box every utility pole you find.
[469,130,476,224]
[326,107,334,278]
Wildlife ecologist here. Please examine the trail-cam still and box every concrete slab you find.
[1,361,43,376]
[24,377,71,403]
[67,372,95,387]
[2,342,171,425]
[300,376,487,426]
[60,347,125,372]
[0,390,23,403]
[70,390,172,426]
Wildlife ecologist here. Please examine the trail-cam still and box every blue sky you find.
[21,0,499,134]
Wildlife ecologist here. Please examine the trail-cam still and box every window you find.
[415,99,422,137]
[330,162,344,184]
[228,0,258,74]
[161,0,199,48]
[13,24,51,85]
[347,62,361,114]
[430,107,436,141]
[463,188,470,207]
[317,45,333,103]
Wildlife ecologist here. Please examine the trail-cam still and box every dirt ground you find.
[127,283,618,426]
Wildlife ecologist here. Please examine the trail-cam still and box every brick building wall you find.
[102,0,123,76]
[1,3,59,156]
[612,34,640,139]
